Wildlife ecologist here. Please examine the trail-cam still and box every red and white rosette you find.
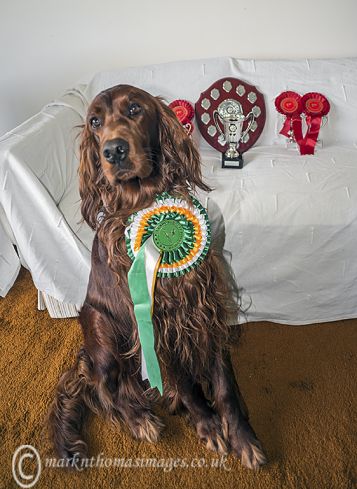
[275,91,303,144]
[169,99,195,135]
[300,92,330,155]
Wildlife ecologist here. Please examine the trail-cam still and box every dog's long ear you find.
[156,98,211,194]
[78,124,103,229]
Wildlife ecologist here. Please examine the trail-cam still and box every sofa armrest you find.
[0,90,91,302]
[0,90,87,205]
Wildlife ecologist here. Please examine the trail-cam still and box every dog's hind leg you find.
[48,347,95,461]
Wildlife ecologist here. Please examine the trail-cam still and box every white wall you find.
[1,0,356,135]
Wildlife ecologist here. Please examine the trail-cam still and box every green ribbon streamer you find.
[127,240,163,395]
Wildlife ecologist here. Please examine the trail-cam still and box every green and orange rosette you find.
[125,193,211,394]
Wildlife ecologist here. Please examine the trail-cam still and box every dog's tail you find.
[48,347,97,462]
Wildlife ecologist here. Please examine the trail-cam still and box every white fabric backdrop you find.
[1,56,357,323]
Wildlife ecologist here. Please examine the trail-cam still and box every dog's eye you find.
[128,103,142,117]
[90,117,102,129]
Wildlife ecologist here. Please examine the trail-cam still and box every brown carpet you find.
[1,268,356,489]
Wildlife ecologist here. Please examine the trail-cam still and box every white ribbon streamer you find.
[140,236,162,381]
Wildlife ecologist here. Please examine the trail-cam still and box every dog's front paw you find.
[228,419,267,469]
[55,443,88,470]
[196,415,228,454]
[129,411,164,443]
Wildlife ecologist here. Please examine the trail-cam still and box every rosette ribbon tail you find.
[279,115,303,144]
[127,236,163,395]
[292,115,304,146]
[279,116,292,137]
[299,116,322,155]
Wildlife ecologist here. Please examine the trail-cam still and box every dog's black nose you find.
[103,138,129,164]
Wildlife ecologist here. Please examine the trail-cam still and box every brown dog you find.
[49,84,267,469]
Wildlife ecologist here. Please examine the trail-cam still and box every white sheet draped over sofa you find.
[1,56,357,324]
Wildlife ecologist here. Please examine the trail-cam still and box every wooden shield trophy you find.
[195,78,266,169]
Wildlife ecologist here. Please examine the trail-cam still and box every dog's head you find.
[79,84,209,229]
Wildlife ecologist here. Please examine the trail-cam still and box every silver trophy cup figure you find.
[213,99,255,169]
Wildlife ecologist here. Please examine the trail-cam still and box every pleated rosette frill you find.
[125,192,211,278]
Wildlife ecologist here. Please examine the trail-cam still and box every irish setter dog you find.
[49,84,267,469]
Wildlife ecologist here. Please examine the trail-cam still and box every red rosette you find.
[275,91,303,144]
[301,92,330,117]
[275,91,303,116]
[299,93,329,155]
[169,99,194,125]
